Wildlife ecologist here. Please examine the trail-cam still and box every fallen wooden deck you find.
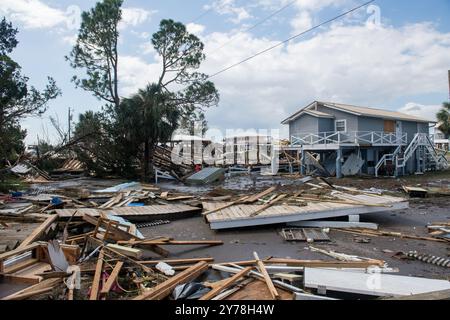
[204,194,408,230]
[55,204,201,221]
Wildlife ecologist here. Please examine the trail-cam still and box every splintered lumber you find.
[18,215,58,249]
[243,187,277,204]
[250,194,287,217]
[99,193,123,209]
[220,258,385,268]
[83,214,140,241]
[118,239,223,246]
[202,196,249,216]
[2,278,61,300]
[101,261,124,295]
[160,192,169,200]
[253,252,279,300]
[133,261,209,300]
[199,267,253,300]
[138,258,214,266]
[105,244,142,259]
[335,228,450,243]
[89,250,104,300]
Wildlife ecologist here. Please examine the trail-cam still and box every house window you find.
[335,120,347,132]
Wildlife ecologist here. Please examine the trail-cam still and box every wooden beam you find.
[89,250,104,300]
[199,267,252,300]
[253,252,279,300]
[243,187,277,203]
[105,244,142,259]
[18,215,58,249]
[133,261,209,300]
[101,261,124,295]
[138,258,214,266]
[202,196,249,216]
[1,278,61,300]
[220,258,385,268]
[250,194,287,217]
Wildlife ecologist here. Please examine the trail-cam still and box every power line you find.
[207,0,297,55]
[188,7,214,24]
[207,0,375,79]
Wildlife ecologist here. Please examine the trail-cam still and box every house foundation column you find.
[336,148,343,179]
[300,149,306,175]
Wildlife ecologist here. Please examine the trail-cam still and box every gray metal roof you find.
[282,101,435,124]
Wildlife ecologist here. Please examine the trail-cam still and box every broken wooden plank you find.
[335,228,449,243]
[243,187,277,204]
[250,194,287,217]
[202,196,249,216]
[220,258,385,268]
[1,278,61,300]
[101,261,124,295]
[199,266,253,300]
[253,252,279,300]
[138,258,214,266]
[89,250,104,300]
[18,215,58,249]
[288,220,379,230]
[105,244,142,259]
[133,261,209,300]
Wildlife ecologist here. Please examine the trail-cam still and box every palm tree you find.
[437,102,450,138]
[120,84,181,179]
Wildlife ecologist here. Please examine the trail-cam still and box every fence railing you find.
[291,131,408,146]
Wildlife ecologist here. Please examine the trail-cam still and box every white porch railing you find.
[291,131,408,146]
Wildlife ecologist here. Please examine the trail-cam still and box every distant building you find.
[433,126,449,151]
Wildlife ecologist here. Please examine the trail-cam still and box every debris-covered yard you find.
[0,170,449,301]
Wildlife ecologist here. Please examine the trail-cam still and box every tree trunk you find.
[144,140,150,181]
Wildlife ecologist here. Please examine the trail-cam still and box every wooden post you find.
[89,250,104,300]
[253,252,279,300]
[101,261,124,295]
[199,267,253,300]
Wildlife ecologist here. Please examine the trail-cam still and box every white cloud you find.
[187,23,206,36]
[0,0,69,29]
[290,11,312,33]
[398,103,442,122]
[1,1,155,31]
[120,7,156,29]
[118,56,160,96]
[197,22,450,133]
[206,0,252,24]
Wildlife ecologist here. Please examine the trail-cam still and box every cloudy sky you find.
[2,0,450,143]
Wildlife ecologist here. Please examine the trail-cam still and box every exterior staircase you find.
[376,133,448,177]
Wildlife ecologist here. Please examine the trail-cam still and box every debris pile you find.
[0,175,449,300]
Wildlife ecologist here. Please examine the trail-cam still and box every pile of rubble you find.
[0,176,449,301]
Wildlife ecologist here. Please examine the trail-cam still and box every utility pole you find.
[68,107,73,141]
